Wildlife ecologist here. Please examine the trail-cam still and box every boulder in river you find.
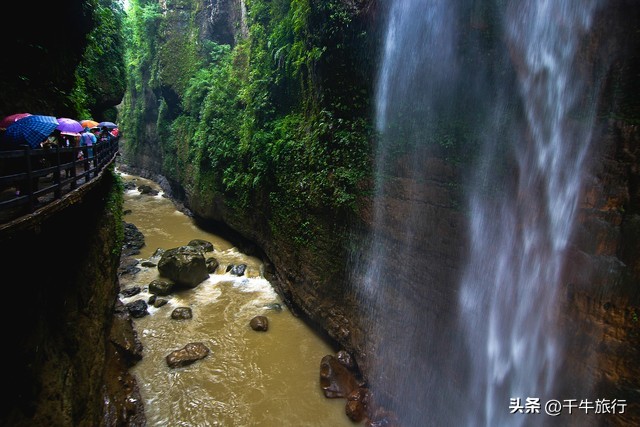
[121,222,145,257]
[171,307,193,320]
[137,184,158,195]
[206,257,219,273]
[346,387,369,422]
[121,286,141,298]
[157,246,209,288]
[319,354,360,398]
[187,239,214,253]
[165,342,210,368]
[125,299,149,318]
[226,263,247,276]
[249,315,269,331]
[149,278,174,296]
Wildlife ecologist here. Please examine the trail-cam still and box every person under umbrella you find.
[80,127,96,158]
[43,129,64,148]
[97,121,117,129]
[98,126,113,144]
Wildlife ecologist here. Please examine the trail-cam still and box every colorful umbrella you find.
[2,115,59,148]
[98,121,118,129]
[0,112,32,130]
[56,117,84,134]
[80,119,99,128]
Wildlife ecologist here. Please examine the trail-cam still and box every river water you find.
[117,170,353,426]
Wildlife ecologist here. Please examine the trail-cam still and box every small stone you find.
[171,307,193,320]
[250,315,269,331]
[121,286,141,298]
[206,257,219,273]
[154,298,168,308]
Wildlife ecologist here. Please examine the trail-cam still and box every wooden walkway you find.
[0,139,119,226]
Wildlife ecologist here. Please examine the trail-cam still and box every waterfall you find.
[358,1,605,425]
[460,2,603,425]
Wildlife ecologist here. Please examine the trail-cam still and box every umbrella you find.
[2,115,59,148]
[57,117,84,134]
[80,119,99,128]
[0,112,31,130]
[98,121,118,129]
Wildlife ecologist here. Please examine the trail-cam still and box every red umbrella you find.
[0,113,32,130]
[3,114,59,148]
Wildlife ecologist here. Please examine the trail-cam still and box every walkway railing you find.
[0,139,119,224]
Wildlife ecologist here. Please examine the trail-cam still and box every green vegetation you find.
[71,0,127,120]
[108,165,126,257]
[121,0,375,246]
[0,0,125,119]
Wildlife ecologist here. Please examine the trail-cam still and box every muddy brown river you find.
[117,170,354,426]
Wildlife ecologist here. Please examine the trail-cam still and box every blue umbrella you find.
[3,114,59,148]
[98,121,118,129]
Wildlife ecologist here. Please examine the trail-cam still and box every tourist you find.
[80,127,96,158]
[98,126,112,144]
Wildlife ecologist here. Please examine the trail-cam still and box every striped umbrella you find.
[3,115,59,148]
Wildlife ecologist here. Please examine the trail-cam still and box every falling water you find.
[460,1,603,426]
[359,1,605,425]
[357,2,465,424]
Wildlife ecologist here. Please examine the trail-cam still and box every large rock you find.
[187,239,214,253]
[121,222,145,257]
[320,354,360,399]
[125,299,149,318]
[110,301,144,363]
[165,342,210,368]
[157,246,209,288]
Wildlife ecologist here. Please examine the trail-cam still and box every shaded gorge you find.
[117,171,354,426]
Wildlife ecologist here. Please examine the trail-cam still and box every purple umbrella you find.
[56,117,84,134]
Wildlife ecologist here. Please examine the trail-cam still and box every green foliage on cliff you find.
[121,0,375,245]
[71,0,127,121]
[108,166,126,257]
[0,0,125,119]
[120,0,163,157]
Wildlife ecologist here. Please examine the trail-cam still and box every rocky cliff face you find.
[562,117,640,425]
[0,171,145,426]
[558,5,640,424]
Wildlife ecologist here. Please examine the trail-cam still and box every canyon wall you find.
[0,170,144,426]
